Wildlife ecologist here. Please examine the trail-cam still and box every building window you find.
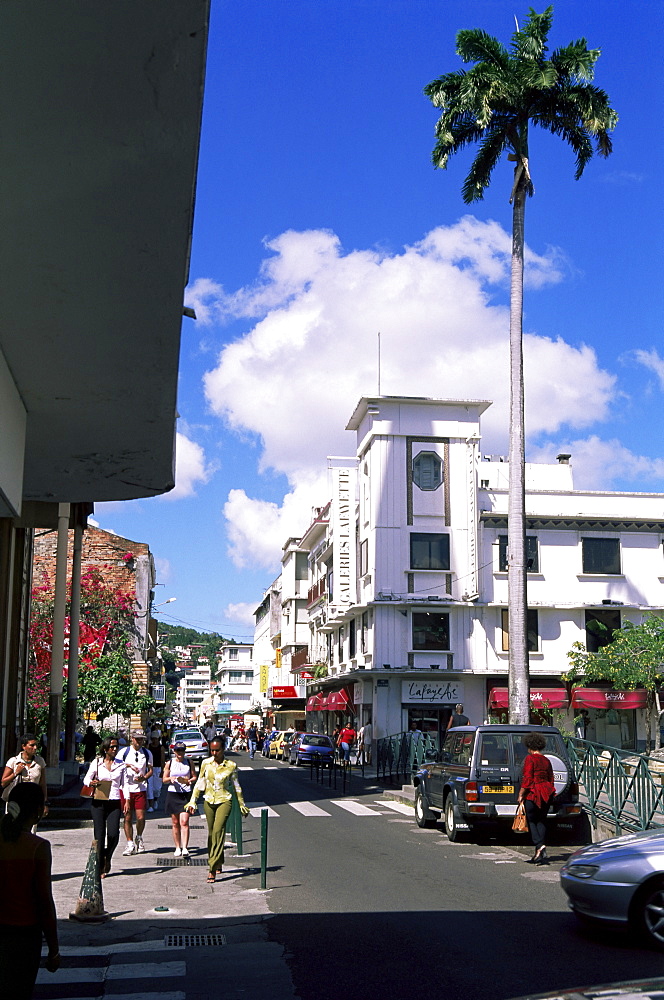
[359,538,369,576]
[410,533,450,570]
[337,627,343,663]
[585,609,620,653]
[229,672,243,681]
[349,619,356,658]
[412,612,449,650]
[412,451,443,491]
[500,609,539,653]
[582,538,621,574]
[361,611,369,654]
[498,535,539,573]
[228,648,239,660]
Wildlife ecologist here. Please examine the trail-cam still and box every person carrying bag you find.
[81,737,126,877]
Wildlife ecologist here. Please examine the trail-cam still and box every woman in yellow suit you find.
[185,737,249,882]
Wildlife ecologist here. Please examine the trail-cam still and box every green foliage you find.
[564,616,664,693]
[313,662,329,679]
[424,6,618,202]
[78,650,154,724]
[156,622,228,664]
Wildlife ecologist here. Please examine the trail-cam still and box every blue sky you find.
[96,0,664,641]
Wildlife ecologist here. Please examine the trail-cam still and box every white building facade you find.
[213,642,254,723]
[296,396,664,753]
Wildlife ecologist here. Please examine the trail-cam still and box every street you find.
[38,753,664,1000]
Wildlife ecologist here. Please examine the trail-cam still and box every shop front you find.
[571,687,646,750]
[269,685,306,732]
[488,686,569,726]
[305,686,355,736]
[402,678,465,749]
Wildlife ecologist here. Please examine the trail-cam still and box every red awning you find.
[326,688,354,712]
[571,688,647,710]
[489,687,568,710]
[306,693,325,711]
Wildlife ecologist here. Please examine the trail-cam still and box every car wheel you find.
[634,878,664,949]
[444,797,461,842]
[415,789,436,828]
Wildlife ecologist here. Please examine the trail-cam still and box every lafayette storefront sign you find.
[489,687,568,710]
[402,680,464,704]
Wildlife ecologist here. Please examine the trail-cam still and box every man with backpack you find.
[117,729,153,855]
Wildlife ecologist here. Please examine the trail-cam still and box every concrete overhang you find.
[0,2,209,503]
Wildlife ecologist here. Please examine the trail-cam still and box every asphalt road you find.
[239,755,664,1000]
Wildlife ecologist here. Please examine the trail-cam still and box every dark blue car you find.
[289,733,335,767]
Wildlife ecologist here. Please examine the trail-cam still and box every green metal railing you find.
[376,732,438,784]
[564,737,664,833]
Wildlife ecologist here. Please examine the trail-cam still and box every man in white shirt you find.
[117,729,153,855]
[358,719,373,766]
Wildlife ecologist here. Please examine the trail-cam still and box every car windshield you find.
[174,732,202,741]
[304,736,333,747]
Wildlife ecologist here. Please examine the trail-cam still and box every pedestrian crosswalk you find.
[246,798,413,819]
[35,941,187,1000]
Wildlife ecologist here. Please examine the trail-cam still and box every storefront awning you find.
[306,694,325,711]
[326,688,354,712]
[489,687,568,710]
[571,688,647,710]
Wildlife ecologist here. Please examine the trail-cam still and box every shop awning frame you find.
[571,688,648,710]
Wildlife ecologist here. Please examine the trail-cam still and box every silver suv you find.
[413,724,581,841]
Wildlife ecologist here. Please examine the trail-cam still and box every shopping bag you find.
[80,783,94,798]
[93,779,112,801]
[512,802,528,833]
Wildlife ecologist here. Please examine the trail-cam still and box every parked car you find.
[560,827,664,949]
[289,733,336,767]
[509,976,664,999]
[412,724,581,841]
[169,728,209,763]
[267,731,290,759]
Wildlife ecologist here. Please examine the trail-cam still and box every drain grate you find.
[158,824,204,829]
[157,857,208,866]
[164,933,227,948]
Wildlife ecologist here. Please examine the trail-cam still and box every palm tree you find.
[424,7,617,723]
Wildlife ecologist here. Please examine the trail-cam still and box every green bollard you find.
[260,807,268,890]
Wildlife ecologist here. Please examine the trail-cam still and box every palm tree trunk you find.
[507,175,530,724]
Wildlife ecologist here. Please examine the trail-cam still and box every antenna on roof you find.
[377,331,381,396]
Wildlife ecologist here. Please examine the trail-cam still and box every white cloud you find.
[223,601,261,627]
[159,432,212,502]
[529,436,664,491]
[153,557,172,584]
[197,219,619,569]
[224,472,328,570]
[633,349,664,390]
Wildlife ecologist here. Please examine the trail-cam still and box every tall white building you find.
[293,396,664,753]
[213,641,254,724]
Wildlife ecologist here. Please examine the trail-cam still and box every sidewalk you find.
[39,800,298,1000]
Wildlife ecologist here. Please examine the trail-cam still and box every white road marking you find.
[376,800,413,815]
[36,962,185,985]
[106,995,185,1000]
[289,801,331,817]
[238,766,253,770]
[247,802,280,817]
[331,799,382,816]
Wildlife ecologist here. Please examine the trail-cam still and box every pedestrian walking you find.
[358,718,373,765]
[185,737,249,883]
[163,741,195,857]
[0,783,59,997]
[2,734,49,822]
[338,721,357,763]
[81,726,101,762]
[447,703,470,730]
[517,732,556,865]
[117,729,153,856]
[203,721,216,744]
[246,723,258,759]
[147,731,165,812]
[82,736,127,877]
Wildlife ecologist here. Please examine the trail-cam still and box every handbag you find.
[512,802,528,833]
[93,779,112,801]
[80,763,99,798]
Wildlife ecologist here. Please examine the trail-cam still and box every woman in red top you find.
[517,732,556,865]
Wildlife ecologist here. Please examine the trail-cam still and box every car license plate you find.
[480,785,514,794]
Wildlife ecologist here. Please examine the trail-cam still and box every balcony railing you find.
[307,577,326,607]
